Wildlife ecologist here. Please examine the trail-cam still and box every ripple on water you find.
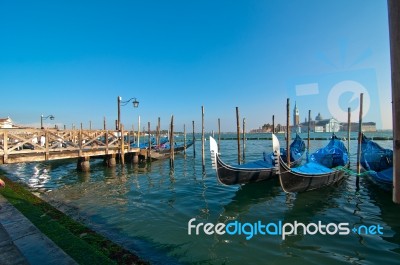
[2,134,400,265]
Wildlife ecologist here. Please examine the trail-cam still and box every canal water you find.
[1,132,399,265]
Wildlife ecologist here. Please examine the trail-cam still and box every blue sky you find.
[0,0,392,132]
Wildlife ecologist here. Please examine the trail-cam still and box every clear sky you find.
[0,0,392,132]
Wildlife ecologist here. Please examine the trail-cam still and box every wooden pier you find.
[0,128,141,171]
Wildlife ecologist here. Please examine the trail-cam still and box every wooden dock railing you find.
[0,129,140,164]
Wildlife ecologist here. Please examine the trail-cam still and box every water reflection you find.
[1,134,399,265]
[219,178,281,221]
[361,178,400,253]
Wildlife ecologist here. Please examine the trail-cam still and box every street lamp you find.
[117,96,139,130]
[41,114,55,129]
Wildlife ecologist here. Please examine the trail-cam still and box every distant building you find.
[293,102,300,127]
[315,118,340,132]
[293,102,301,133]
[0,117,13,128]
[315,113,323,121]
[300,117,340,133]
[342,122,377,132]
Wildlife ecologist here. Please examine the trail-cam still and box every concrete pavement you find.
[0,193,78,265]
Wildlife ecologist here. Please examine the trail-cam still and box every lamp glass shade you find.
[132,99,139,108]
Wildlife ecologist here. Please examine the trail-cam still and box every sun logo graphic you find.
[287,42,381,129]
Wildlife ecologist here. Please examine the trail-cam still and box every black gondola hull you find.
[216,154,279,185]
[279,157,346,192]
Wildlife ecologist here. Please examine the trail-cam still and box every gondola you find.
[279,134,349,193]
[154,140,194,154]
[279,133,306,167]
[131,136,169,149]
[209,134,280,185]
[360,133,393,184]
[150,141,194,160]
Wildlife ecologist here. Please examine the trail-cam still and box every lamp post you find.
[40,114,55,129]
[117,96,139,130]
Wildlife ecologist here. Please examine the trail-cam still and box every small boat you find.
[279,133,306,167]
[360,133,393,184]
[154,141,194,154]
[131,136,169,149]
[279,134,349,193]
[209,134,280,185]
[150,141,194,160]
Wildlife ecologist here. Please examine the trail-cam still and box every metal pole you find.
[388,0,400,203]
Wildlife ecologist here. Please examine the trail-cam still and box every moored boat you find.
[149,140,194,160]
[279,133,306,167]
[279,134,349,192]
[209,134,280,185]
[360,133,393,184]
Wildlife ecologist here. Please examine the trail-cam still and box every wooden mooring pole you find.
[307,110,311,160]
[356,93,363,190]
[138,116,141,149]
[148,122,151,160]
[192,121,196,157]
[236,107,241,165]
[242,118,246,163]
[218,118,221,151]
[286,98,291,169]
[157,117,161,147]
[272,115,275,134]
[183,124,187,155]
[201,106,205,171]
[347,107,351,161]
[170,115,174,169]
[120,124,125,165]
[356,93,364,175]
[388,0,400,203]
